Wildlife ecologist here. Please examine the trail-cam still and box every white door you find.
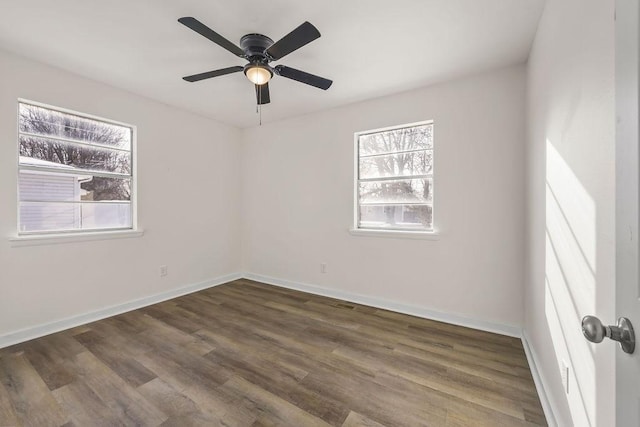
[615,0,640,424]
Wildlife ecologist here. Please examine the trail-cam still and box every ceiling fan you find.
[178,17,333,105]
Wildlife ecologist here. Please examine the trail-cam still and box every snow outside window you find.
[355,121,434,232]
[17,101,134,234]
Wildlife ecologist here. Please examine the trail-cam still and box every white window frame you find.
[13,99,140,243]
[351,120,438,239]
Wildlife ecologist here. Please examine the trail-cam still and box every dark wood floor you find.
[0,279,546,426]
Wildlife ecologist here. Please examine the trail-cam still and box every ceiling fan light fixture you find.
[244,64,272,85]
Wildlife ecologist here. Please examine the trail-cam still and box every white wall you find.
[525,0,615,425]
[0,50,242,340]
[241,65,527,330]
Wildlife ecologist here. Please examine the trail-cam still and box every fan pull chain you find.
[256,86,262,126]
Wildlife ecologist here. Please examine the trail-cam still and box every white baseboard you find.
[0,272,242,349]
[521,330,558,427]
[242,272,522,338]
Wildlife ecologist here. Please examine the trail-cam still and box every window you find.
[355,121,434,232]
[17,101,134,235]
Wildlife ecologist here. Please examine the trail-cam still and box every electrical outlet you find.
[561,359,569,394]
[320,263,327,274]
[160,265,168,277]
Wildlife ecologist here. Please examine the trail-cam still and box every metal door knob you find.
[581,315,635,354]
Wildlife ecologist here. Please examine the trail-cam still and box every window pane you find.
[359,178,433,204]
[19,172,131,202]
[19,171,80,202]
[19,103,131,150]
[359,124,433,156]
[20,136,131,175]
[359,204,432,230]
[19,201,132,232]
[80,176,131,201]
[359,150,432,179]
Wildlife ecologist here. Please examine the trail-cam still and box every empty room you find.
[0,0,637,426]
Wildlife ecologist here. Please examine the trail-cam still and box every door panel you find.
[615,0,640,425]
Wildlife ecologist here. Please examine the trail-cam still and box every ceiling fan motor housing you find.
[240,34,274,63]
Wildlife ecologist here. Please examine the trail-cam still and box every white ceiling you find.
[0,0,544,128]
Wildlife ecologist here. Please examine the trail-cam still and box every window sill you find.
[348,228,440,240]
[9,229,144,247]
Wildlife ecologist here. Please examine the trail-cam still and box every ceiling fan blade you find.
[274,65,332,90]
[255,83,271,105]
[183,66,243,82]
[266,22,321,61]
[178,17,245,57]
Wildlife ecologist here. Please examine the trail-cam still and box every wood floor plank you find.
[393,342,534,390]
[371,368,536,427]
[0,351,69,426]
[62,351,168,426]
[134,329,230,389]
[335,342,526,421]
[204,347,350,425]
[445,402,541,427]
[133,352,255,425]
[20,340,76,391]
[137,377,214,421]
[52,380,122,427]
[300,370,447,427]
[76,321,152,359]
[221,376,332,427]
[297,298,529,371]
[141,303,204,335]
[0,374,19,426]
[341,411,387,427]
[73,332,157,388]
[0,279,547,426]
